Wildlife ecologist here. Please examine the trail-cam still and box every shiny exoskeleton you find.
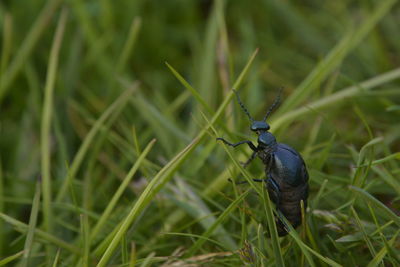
[217,89,309,236]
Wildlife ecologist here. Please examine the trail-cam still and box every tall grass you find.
[0,0,399,266]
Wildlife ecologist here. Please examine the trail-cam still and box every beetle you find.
[216,89,309,236]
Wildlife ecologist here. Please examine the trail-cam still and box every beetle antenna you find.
[233,89,254,122]
[263,87,283,121]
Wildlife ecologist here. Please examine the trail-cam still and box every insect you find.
[217,89,309,236]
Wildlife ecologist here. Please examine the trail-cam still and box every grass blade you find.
[0,160,3,256]
[351,207,376,258]
[40,7,68,234]
[277,0,397,115]
[0,213,80,255]
[272,67,400,130]
[186,189,249,256]
[56,85,137,202]
[0,251,25,266]
[262,187,285,267]
[90,139,156,240]
[20,180,41,267]
[166,62,213,114]
[349,186,400,227]
[0,0,63,102]
[367,230,399,267]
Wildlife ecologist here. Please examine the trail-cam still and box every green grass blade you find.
[232,48,258,90]
[40,7,68,234]
[0,160,3,256]
[56,85,137,202]
[166,62,213,114]
[170,178,236,250]
[358,137,384,167]
[0,251,25,266]
[0,0,63,102]
[277,0,397,115]
[129,242,137,267]
[272,67,400,130]
[361,152,400,167]
[79,214,90,267]
[186,189,249,256]
[349,186,400,227]
[0,213,80,255]
[51,249,61,267]
[367,231,399,267]
[351,207,376,258]
[90,139,156,240]
[196,0,219,106]
[20,180,41,267]
[0,13,12,75]
[96,140,199,267]
[372,166,400,196]
[116,17,142,74]
[277,31,353,115]
[279,213,341,267]
[261,187,285,267]
[352,137,383,187]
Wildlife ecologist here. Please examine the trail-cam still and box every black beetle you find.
[217,89,309,236]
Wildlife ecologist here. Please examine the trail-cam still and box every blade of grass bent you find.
[41,8,68,234]
[367,231,400,267]
[281,215,341,267]
[349,186,400,227]
[90,139,156,240]
[56,85,137,202]
[272,67,400,130]
[186,189,249,256]
[358,153,400,168]
[351,207,376,258]
[166,62,213,114]
[277,31,353,115]
[0,251,25,266]
[96,49,259,266]
[372,166,400,196]
[96,138,198,267]
[170,177,236,250]
[0,213,80,255]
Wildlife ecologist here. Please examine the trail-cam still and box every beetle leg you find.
[216,138,258,151]
[267,177,281,209]
[240,151,257,168]
[266,177,290,233]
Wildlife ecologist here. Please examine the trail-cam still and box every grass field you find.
[1,0,400,266]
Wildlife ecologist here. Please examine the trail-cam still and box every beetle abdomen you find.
[270,183,308,236]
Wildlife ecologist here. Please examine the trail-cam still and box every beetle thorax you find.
[257,132,277,149]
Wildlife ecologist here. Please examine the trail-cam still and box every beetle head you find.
[250,121,270,132]
[233,88,282,131]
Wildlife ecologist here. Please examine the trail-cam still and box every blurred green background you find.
[0,0,399,266]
